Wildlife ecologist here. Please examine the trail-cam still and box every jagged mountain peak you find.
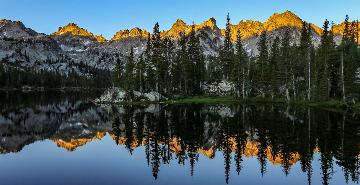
[0,19,17,25]
[95,34,106,43]
[53,23,93,37]
[268,10,302,22]
[197,17,218,30]
[130,27,147,35]
[271,10,300,19]
[111,27,149,41]
[52,23,105,42]
[265,11,324,35]
[236,20,264,36]
[161,17,220,39]
[162,19,188,38]
[224,11,327,42]
[0,19,38,38]
[264,10,304,31]
[174,19,187,27]
[0,19,27,28]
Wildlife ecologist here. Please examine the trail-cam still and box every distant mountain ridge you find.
[1,11,357,43]
[0,11,358,76]
[48,11,356,41]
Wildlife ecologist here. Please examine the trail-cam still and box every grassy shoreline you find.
[0,87,107,92]
[3,88,358,112]
[110,96,359,112]
[163,96,360,112]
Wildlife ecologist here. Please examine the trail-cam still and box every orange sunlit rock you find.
[52,23,106,42]
[111,27,150,41]
[53,133,359,168]
[223,11,324,42]
[54,132,106,151]
[198,147,216,159]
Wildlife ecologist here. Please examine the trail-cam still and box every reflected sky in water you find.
[0,135,354,185]
[0,92,358,185]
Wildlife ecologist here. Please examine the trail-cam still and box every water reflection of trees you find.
[0,99,358,185]
[111,104,360,184]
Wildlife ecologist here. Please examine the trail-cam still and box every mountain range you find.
[0,11,358,76]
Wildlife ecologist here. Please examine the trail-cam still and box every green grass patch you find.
[166,96,239,104]
[106,95,360,113]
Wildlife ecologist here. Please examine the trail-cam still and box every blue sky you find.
[1,0,359,39]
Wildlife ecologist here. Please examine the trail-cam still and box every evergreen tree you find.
[145,33,155,91]
[135,54,146,93]
[231,29,248,98]
[207,56,222,83]
[357,20,359,44]
[339,15,359,103]
[279,29,293,101]
[172,32,187,94]
[151,22,163,92]
[112,58,123,87]
[327,23,340,99]
[269,36,281,99]
[0,63,4,87]
[343,15,352,42]
[220,13,235,80]
[187,24,205,95]
[161,37,175,94]
[316,19,336,101]
[298,22,313,100]
[256,31,269,97]
[124,48,135,99]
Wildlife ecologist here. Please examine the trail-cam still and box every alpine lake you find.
[0,91,358,185]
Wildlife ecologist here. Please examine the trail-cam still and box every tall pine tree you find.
[231,29,249,98]
[298,22,313,100]
[269,36,281,99]
[187,24,205,95]
[339,15,359,103]
[124,47,135,99]
[220,13,235,80]
[151,22,163,92]
[256,31,269,97]
[135,54,146,93]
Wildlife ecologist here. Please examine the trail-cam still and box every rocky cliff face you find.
[0,11,357,76]
[0,19,65,72]
[0,19,38,39]
[52,23,106,42]
[112,27,149,41]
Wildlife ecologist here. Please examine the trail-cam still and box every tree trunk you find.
[286,88,290,102]
[341,50,346,102]
[242,67,245,99]
[308,52,311,101]
[292,74,296,98]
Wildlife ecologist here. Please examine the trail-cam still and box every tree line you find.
[113,14,359,103]
[0,56,112,89]
[112,22,206,97]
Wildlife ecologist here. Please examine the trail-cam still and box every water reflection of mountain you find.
[0,100,111,153]
[0,102,359,185]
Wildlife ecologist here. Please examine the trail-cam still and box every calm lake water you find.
[0,92,359,185]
